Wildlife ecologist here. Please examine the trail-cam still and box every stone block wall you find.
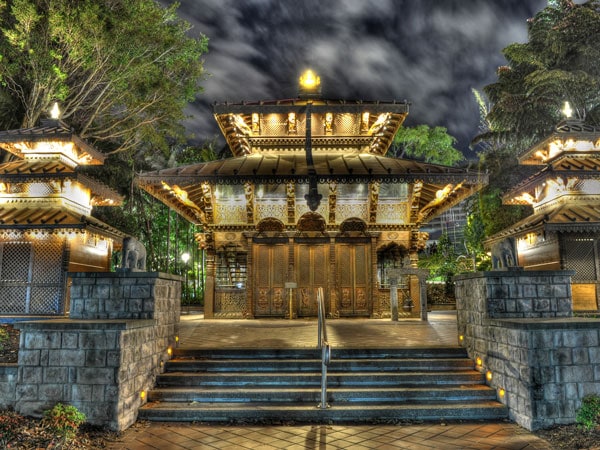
[0,364,17,409]
[14,272,181,431]
[455,270,600,430]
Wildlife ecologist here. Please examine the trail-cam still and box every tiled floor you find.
[176,311,459,349]
[107,312,553,449]
[109,421,552,449]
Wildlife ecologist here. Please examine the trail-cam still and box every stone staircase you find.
[138,347,508,423]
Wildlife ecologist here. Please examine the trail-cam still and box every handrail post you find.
[316,287,330,409]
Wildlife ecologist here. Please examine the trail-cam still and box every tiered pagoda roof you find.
[0,117,123,239]
[495,119,600,238]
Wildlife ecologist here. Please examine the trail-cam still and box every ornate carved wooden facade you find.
[0,116,124,315]
[488,119,600,311]
[138,72,487,318]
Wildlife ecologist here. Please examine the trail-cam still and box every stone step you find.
[140,346,508,424]
[138,401,509,423]
[172,347,468,360]
[155,370,486,387]
[147,384,498,403]
[165,357,475,373]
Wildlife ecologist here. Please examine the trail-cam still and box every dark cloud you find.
[171,0,549,154]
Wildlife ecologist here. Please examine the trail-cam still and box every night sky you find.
[169,0,553,156]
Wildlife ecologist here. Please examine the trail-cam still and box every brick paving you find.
[107,312,553,449]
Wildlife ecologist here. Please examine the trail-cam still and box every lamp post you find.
[181,252,190,306]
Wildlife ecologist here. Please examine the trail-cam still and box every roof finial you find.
[562,101,573,119]
[50,102,61,120]
[298,69,321,99]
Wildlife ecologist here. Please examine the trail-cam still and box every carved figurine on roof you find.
[486,103,600,311]
[0,103,125,315]
[137,70,487,320]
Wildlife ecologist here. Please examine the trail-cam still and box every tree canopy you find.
[0,0,208,155]
[481,0,600,147]
[390,124,464,166]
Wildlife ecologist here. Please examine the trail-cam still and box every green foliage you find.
[0,0,208,154]
[390,124,464,166]
[419,231,459,294]
[576,395,600,430]
[42,403,86,440]
[0,327,8,351]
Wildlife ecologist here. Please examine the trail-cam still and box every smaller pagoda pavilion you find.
[0,106,124,315]
[138,72,487,320]
[487,116,600,311]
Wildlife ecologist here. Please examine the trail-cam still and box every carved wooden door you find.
[336,243,370,317]
[253,244,287,317]
[296,244,328,317]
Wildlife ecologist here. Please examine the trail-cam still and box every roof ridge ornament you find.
[298,69,322,99]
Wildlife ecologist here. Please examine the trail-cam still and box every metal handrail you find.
[316,287,331,409]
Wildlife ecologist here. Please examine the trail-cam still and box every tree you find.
[389,124,464,166]
[0,0,208,155]
[481,0,600,147]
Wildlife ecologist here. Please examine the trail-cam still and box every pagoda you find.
[0,106,124,315]
[487,115,600,311]
[137,71,487,319]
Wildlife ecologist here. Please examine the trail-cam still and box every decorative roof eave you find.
[78,174,124,206]
[503,168,599,204]
[135,182,206,226]
[0,119,105,165]
[518,120,600,165]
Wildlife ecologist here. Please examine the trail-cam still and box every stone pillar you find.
[387,268,429,320]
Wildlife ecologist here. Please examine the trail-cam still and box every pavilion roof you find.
[0,160,123,205]
[138,153,483,185]
[0,119,105,165]
[518,120,600,165]
[137,154,487,226]
[488,203,600,241]
[0,206,126,239]
[213,99,409,157]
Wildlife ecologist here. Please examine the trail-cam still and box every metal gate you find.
[0,240,67,315]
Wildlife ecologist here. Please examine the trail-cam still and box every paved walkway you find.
[107,312,554,450]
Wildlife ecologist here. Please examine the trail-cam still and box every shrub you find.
[42,403,86,440]
[576,395,600,431]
